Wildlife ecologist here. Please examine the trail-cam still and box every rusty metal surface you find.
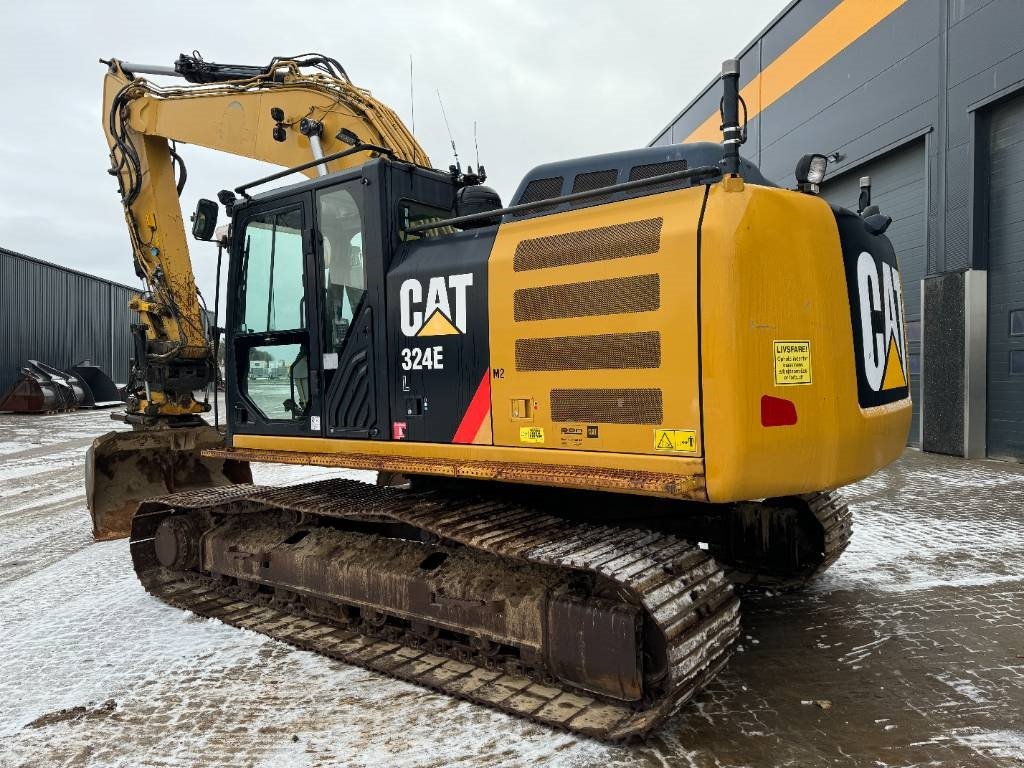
[0,359,124,413]
[0,361,75,413]
[203,446,708,500]
[128,479,741,740]
[199,511,645,701]
[87,425,252,540]
[714,491,853,591]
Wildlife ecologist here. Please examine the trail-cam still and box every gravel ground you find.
[0,408,1022,767]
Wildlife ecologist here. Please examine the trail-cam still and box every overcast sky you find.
[0,0,784,305]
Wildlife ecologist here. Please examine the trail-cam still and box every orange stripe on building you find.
[683,0,907,143]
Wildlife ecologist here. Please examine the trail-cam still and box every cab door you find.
[228,192,325,438]
[314,177,386,439]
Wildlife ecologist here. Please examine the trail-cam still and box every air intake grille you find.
[628,159,689,181]
[517,176,563,204]
[629,159,690,193]
[551,388,664,424]
[515,331,661,371]
[514,274,660,322]
[571,169,618,199]
[513,218,662,272]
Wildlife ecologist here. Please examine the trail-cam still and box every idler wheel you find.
[153,516,201,570]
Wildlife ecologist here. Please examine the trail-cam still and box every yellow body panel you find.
[488,188,704,456]
[698,181,910,501]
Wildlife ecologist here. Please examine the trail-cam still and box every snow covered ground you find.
[1,408,1022,767]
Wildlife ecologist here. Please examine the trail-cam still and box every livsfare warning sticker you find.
[519,426,545,444]
[773,340,812,386]
[654,429,697,453]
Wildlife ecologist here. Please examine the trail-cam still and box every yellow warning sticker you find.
[773,340,812,386]
[654,429,697,453]
[519,426,545,444]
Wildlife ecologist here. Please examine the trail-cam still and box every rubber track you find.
[129,479,741,740]
[722,490,853,591]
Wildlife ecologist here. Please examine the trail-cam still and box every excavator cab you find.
[222,158,462,444]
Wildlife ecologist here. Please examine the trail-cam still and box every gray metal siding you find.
[650,0,842,147]
[653,0,1024,272]
[986,92,1024,460]
[757,1,939,186]
[0,249,140,395]
[822,141,927,445]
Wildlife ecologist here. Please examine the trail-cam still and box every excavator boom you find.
[89,53,429,538]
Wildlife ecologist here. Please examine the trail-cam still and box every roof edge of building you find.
[0,246,141,294]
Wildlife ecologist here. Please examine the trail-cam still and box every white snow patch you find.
[949,727,1024,760]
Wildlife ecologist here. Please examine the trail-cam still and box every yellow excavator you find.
[89,53,910,739]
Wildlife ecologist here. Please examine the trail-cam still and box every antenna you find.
[474,120,480,170]
[409,55,415,135]
[437,88,459,171]
[408,55,418,165]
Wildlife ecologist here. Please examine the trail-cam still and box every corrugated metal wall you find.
[985,91,1024,460]
[0,248,141,395]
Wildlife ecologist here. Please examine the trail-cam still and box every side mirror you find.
[191,198,219,241]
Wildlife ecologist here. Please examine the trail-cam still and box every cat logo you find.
[399,273,473,337]
[856,250,908,395]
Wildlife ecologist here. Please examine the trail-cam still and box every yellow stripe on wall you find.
[683,0,908,143]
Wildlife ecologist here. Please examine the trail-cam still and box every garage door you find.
[822,141,927,446]
[986,93,1024,460]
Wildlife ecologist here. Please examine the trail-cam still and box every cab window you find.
[317,186,365,352]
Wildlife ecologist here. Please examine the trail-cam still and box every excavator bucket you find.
[86,424,252,540]
[0,361,76,413]
[70,360,123,407]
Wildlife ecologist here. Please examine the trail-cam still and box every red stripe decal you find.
[452,370,491,444]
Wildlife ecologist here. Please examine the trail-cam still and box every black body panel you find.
[509,142,771,221]
[833,206,910,409]
[225,158,463,444]
[386,227,495,443]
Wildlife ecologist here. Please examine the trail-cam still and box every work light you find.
[795,153,828,193]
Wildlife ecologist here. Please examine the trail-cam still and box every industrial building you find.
[652,0,1024,460]
[0,247,139,395]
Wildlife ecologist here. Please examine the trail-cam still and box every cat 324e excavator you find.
[88,52,910,739]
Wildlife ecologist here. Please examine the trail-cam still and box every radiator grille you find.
[515,331,661,371]
[514,274,660,322]
[550,388,664,424]
[513,218,662,272]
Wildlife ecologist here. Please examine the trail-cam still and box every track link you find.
[129,479,741,740]
[716,491,853,591]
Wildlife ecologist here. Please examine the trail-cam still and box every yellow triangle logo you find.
[881,335,907,390]
[417,309,460,336]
